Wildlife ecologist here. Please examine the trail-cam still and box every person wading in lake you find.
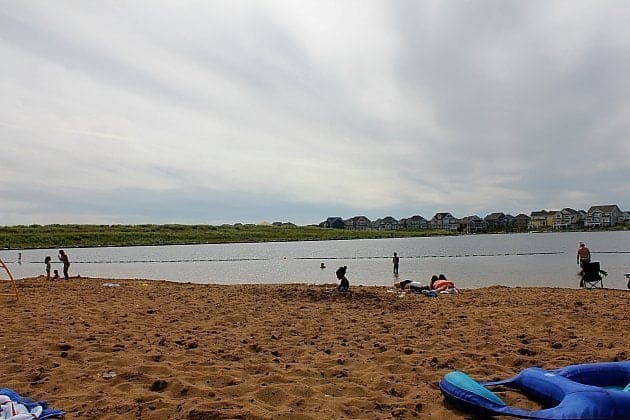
[59,249,70,280]
[392,252,400,275]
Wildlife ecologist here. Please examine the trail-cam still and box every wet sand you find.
[1,278,628,419]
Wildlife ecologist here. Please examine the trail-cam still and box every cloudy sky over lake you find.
[1,1,629,225]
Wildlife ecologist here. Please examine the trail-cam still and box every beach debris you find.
[100,370,117,379]
[102,283,120,287]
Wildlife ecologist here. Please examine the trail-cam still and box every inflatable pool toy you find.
[0,388,64,419]
[439,361,630,419]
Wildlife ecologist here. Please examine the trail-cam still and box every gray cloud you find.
[1,1,628,225]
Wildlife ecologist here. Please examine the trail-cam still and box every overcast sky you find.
[1,1,629,225]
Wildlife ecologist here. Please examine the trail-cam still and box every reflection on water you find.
[1,231,628,289]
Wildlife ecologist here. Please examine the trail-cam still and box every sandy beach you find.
[1,277,628,419]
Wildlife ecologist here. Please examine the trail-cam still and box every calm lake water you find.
[2,231,629,289]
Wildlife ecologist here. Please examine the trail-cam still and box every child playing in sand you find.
[52,269,60,280]
[335,266,349,293]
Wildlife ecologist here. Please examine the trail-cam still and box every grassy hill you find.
[0,224,455,249]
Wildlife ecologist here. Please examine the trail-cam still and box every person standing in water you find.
[576,241,591,268]
[44,256,52,280]
[58,249,70,280]
[392,252,400,275]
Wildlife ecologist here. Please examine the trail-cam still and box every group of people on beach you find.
[327,251,458,294]
[44,250,70,280]
[390,252,458,292]
[394,274,458,293]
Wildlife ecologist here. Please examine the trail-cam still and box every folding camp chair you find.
[0,258,19,300]
[579,261,607,289]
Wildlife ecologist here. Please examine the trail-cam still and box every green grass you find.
[0,224,455,249]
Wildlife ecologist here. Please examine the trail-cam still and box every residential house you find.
[584,205,623,228]
[530,210,557,230]
[399,215,428,229]
[513,214,531,230]
[344,216,372,230]
[579,209,588,221]
[319,217,345,229]
[372,216,400,230]
[459,215,487,233]
[429,212,459,230]
[552,208,583,230]
[620,211,630,225]
[484,212,510,230]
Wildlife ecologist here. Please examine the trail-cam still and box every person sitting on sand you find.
[336,266,349,293]
[52,269,60,281]
[431,274,458,293]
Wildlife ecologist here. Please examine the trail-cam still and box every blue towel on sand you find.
[0,388,64,419]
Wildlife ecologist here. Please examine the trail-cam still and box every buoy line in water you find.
[8,250,630,264]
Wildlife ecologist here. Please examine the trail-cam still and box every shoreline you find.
[2,278,628,419]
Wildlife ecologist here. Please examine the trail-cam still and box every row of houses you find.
[319,205,630,232]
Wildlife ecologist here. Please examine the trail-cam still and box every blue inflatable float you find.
[439,361,630,419]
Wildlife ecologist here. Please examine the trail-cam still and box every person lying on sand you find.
[395,274,458,294]
[432,274,458,293]
[394,278,431,293]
